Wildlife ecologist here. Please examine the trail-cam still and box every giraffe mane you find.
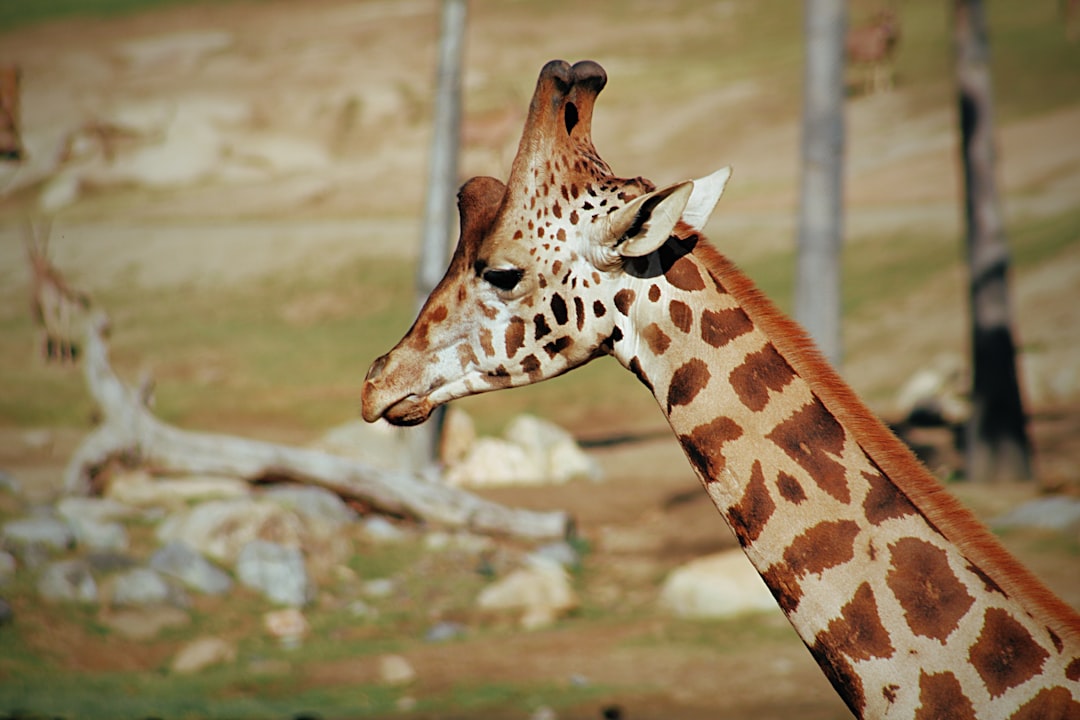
[690,237,1080,643]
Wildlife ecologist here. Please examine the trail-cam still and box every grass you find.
[0,0,268,33]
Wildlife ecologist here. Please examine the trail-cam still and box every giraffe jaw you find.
[376,394,435,427]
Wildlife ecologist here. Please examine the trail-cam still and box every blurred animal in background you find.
[1065,0,1080,41]
[0,65,25,161]
[846,9,901,94]
[24,220,94,365]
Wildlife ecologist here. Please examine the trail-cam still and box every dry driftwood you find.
[64,312,573,540]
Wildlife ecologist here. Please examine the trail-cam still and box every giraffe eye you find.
[482,268,524,292]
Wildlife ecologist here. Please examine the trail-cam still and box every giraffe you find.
[362,60,1080,719]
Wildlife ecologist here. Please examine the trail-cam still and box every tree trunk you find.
[66,312,573,541]
[952,0,1033,482]
[409,0,468,470]
[795,0,847,368]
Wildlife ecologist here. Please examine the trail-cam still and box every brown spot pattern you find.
[965,562,1007,597]
[505,316,525,358]
[614,289,635,316]
[808,643,865,718]
[664,254,706,291]
[725,461,775,544]
[667,358,710,411]
[628,356,653,393]
[914,671,976,720]
[543,336,573,358]
[520,354,541,380]
[669,300,693,333]
[642,323,671,355]
[1067,657,1080,682]
[863,469,918,525]
[809,582,895,717]
[700,307,754,348]
[760,562,802,614]
[678,416,743,481]
[1009,687,1080,720]
[551,293,569,325]
[574,296,585,331]
[968,607,1049,698]
[648,284,661,302]
[783,519,860,579]
[593,300,606,318]
[533,313,551,340]
[776,471,807,504]
[728,343,796,412]
[479,327,495,357]
[816,582,895,662]
[886,538,974,643]
[766,397,851,504]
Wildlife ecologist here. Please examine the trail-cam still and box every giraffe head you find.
[362,59,731,426]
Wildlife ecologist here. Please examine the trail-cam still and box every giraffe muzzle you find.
[361,353,435,426]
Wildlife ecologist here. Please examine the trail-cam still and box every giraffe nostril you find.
[366,354,388,383]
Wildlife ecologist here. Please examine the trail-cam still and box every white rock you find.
[236,540,311,607]
[170,636,237,674]
[446,414,600,488]
[2,517,74,552]
[659,550,778,619]
[310,418,411,471]
[378,654,416,686]
[38,559,97,604]
[476,556,578,630]
[156,498,305,563]
[263,607,309,644]
[445,437,541,488]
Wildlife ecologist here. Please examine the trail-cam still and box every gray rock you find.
[56,496,138,525]
[72,519,129,553]
[150,541,233,595]
[0,551,16,585]
[993,497,1080,532]
[0,469,20,495]
[261,484,356,528]
[362,516,408,543]
[156,498,306,563]
[38,559,98,604]
[236,540,310,606]
[2,516,74,553]
[112,567,188,607]
[425,620,465,643]
[531,541,581,570]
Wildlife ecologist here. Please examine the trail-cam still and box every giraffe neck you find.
[610,234,1080,719]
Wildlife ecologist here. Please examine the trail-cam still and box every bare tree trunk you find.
[952,0,1033,482]
[795,0,847,367]
[66,312,573,540]
[409,0,468,471]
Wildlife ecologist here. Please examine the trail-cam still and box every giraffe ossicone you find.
[362,59,1080,719]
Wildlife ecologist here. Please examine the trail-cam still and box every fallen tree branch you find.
[64,312,573,540]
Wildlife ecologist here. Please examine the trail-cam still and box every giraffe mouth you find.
[362,391,435,427]
[382,395,435,426]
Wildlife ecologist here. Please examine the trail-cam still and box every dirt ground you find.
[1,1,1080,719]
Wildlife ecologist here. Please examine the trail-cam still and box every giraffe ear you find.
[682,166,733,232]
[609,180,694,258]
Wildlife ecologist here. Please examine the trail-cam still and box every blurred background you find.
[0,1,1078,718]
